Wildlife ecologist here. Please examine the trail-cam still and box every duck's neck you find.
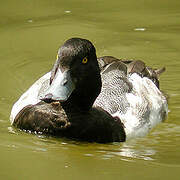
[61,73,102,114]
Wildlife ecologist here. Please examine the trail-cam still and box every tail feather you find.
[155,67,166,77]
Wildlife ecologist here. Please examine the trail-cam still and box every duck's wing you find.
[10,72,51,124]
[122,59,166,88]
[94,61,132,115]
[98,56,120,72]
[98,56,166,88]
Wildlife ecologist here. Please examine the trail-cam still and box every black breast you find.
[14,101,126,143]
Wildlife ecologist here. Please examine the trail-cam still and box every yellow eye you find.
[56,54,59,60]
[82,57,88,64]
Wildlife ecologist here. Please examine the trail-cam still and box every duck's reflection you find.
[97,138,156,161]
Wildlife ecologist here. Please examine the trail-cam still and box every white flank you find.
[113,73,168,139]
[10,72,51,124]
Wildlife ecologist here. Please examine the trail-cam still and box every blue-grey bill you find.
[42,69,75,102]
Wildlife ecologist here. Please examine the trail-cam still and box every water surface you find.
[0,0,180,179]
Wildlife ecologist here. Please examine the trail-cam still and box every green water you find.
[0,0,180,179]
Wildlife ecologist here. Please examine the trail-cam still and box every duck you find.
[10,38,168,143]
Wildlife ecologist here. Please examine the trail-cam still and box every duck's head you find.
[42,38,102,110]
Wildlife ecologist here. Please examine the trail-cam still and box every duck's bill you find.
[41,69,75,102]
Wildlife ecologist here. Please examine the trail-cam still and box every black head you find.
[42,38,102,111]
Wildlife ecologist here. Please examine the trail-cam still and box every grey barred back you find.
[94,61,132,115]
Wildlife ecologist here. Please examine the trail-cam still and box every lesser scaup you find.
[10,38,168,143]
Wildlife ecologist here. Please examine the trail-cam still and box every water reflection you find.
[7,126,17,134]
[115,142,156,161]
[95,138,156,162]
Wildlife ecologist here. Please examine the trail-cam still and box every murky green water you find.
[0,0,180,179]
